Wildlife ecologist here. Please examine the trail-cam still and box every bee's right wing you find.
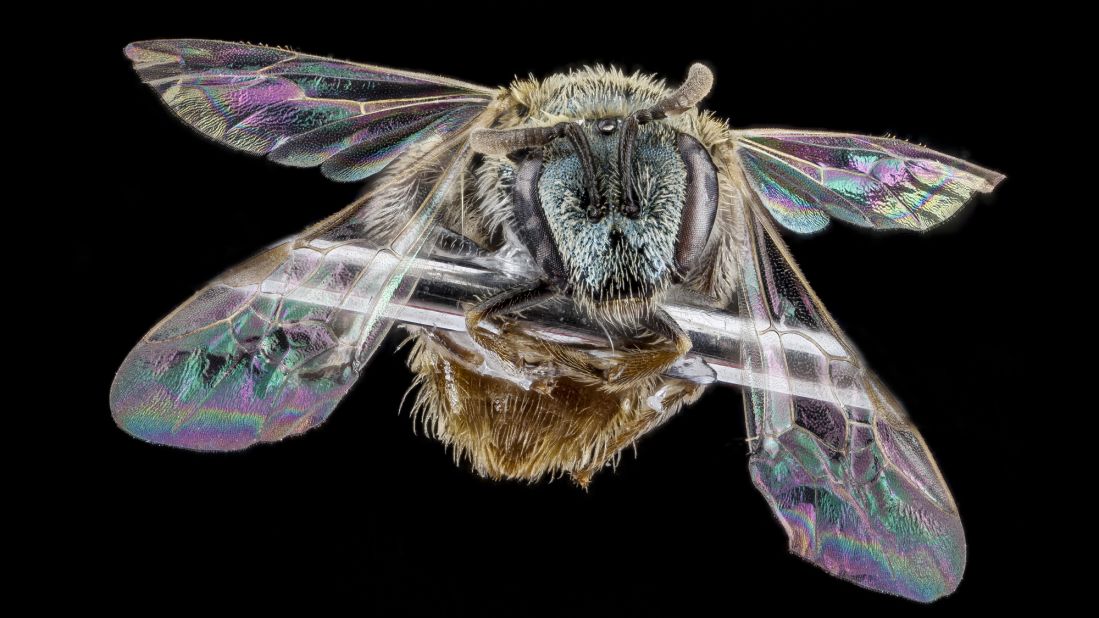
[110,129,481,451]
[112,39,506,450]
[125,39,496,182]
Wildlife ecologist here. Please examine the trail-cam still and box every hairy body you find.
[364,67,739,484]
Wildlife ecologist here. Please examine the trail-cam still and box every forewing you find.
[735,129,1004,233]
[726,171,965,601]
[125,39,494,182]
[110,135,477,450]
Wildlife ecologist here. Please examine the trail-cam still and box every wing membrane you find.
[110,134,477,450]
[125,39,494,181]
[735,129,1004,233]
[726,166,966,601]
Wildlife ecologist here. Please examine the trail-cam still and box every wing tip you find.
[108,348,260,452]
[982,169,1007,192]
[122,41,145,61]
[750,448,967,603]
[785,534,966,603]
[109,396,260,453]
[123,40,180,68]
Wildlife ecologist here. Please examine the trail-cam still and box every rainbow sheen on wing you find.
[125,39,493,181]
[735,129,1004,233]
[111,249,363,450]
[729,174,966,601]
[111,134,477,450]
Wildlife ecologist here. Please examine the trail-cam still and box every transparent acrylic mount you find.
[269,234,870,409]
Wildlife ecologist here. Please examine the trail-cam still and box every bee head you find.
[472,65,719,318]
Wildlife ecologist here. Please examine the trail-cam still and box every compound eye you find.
[513,152,569,288]
[674,133,719,275]
[596,118,619,135]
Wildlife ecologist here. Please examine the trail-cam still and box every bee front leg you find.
[466,287,691,390]
[465,281,556,371]
[600,308,693,392]
[465,281,607,381]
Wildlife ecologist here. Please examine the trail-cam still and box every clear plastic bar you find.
[273,238,870,408]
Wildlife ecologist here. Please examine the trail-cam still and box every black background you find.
[63,9,1046,614]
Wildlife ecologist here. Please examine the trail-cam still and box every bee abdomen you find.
[404,328,702,486]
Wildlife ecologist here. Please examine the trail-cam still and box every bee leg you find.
[465,281,556,370]
[431,227,495,259]
[600,308,692,392]
[466,287,689,389]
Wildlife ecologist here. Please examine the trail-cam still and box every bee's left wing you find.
[125,39,495,182]
[734,129,1004,233]
[719,158,968,601]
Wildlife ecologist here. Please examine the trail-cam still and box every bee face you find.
[540,121,685,300]
[508,118,719,317]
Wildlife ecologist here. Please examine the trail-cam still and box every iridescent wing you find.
[124,39,495,181]
[734,129,1004,233]
[723,161,972,601]
[112,40,498,449]
[110,138,478,450]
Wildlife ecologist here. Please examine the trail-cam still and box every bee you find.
[112,39,1003,602]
